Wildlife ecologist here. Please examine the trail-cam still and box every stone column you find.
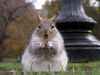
[56,0,100,62]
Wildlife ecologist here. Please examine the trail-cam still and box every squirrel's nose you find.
[44,34,48,38]
[44,30,48,38]
[44,31,48,38]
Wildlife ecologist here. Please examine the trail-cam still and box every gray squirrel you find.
[21,15,68,72]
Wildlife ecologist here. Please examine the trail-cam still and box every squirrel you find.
[21,15,68,72]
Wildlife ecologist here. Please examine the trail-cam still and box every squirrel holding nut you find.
[21,15,68,72]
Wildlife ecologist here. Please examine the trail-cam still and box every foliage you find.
[44,0,61,18]
[83,0,100,39]
[0,0,38,59]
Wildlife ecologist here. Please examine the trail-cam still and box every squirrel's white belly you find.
[22,50,68,72]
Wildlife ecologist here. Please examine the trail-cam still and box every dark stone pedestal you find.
[56,0,100,62]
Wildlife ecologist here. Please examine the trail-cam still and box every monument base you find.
[56,22,100,62]
[56,0,100,62]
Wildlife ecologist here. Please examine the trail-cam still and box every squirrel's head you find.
[35,15,57,41]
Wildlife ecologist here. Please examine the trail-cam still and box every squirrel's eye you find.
[51,25,54,29]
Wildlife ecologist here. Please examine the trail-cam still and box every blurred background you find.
[0,0,99,62]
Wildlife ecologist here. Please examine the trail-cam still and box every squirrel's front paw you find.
[47,42,52,48]
[39,42,46,48]
[39,42,52,49]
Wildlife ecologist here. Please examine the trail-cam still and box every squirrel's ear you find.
[38,15,43,21]
[50,15,56,21]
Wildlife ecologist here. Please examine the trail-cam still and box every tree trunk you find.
[0,40,4,62]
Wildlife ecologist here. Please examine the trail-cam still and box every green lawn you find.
[0,61,100,75]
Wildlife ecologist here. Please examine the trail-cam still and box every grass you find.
[0,61,100,75]
[0,62,22,71]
